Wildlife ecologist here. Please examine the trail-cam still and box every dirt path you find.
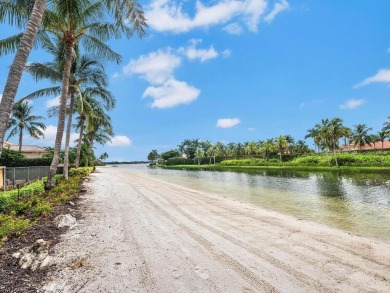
[41,167,390,292]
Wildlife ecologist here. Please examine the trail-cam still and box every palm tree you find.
[0,0,47,157]
[377,130,388,149]
[326,118,348,167]
[275,136,288,163]
[305,126,321,152]
[25,44,114,178]
[195,149,204,165]
[260,139,275,162]
[244,141,258,157]
[350,124,372,150]
[6,100,46,152]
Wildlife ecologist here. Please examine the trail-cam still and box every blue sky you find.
[1,0,390,161]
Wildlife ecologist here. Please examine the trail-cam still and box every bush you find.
[166,157,195,166]
[69,167,94,177]
[0,214,30,240]
[32,203,52,217]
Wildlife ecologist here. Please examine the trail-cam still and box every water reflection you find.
[118,165,390,242]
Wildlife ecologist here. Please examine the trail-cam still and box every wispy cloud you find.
[216,118,241,128]
[340,98,365,110]
[223,23,243,35]
[46,96,60,108]
[264,0,289,23]
[355,69,390,88]
[179,39,218,62]
[248,127,255,131]
[145,0,272,34]
[108,135,132,147]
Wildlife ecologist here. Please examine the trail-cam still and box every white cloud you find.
[46,96,60,108]
[109,135,132,147]
[179,39,218,62]
[223,22,243,35]
[123,50,181,84]
[264,0,289,23]
[355,69,390,88]
[145,0,268,34]
[340,98,365,110]
[248,127,255,131]
[143,79,200,109]
[216,118,241,128]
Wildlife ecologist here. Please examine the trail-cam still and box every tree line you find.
[0,0,147,188]
[148,117,390,166]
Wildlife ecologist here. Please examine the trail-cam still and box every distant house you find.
[3,141,48,159]
[340,141,390,151]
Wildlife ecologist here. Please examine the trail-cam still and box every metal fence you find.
[5,166,50,186]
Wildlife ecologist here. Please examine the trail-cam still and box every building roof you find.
[340,141,390,150]
[3,141,47,153]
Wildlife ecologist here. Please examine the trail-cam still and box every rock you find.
[13,239,50,271]
[68,201,75,206]
[54,214,77,229]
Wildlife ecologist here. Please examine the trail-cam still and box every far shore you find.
[155,164,390,173]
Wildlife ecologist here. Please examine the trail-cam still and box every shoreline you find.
[39,167,390,292]
[156,164,390,173]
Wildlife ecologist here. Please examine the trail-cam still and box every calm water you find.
[116,164,390,242]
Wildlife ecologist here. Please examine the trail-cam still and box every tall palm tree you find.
[244,141,258,157]
[305,126,321,152]
[350,124,372,150]
[25,44,114,178]
[0,0,47,157]
[326,118,348,167]
[6,100,46,152]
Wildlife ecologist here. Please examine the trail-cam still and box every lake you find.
[116,164,390,242]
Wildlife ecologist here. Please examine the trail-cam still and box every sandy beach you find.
[40,167,390,292]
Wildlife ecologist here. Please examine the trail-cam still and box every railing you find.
[5,166,50,186]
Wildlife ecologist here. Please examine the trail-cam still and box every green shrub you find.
[69,167,94,177]
[166,157,195,166]
[0,214,30,240]
[32,203,52,217]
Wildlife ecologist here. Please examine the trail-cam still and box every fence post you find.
[13,168,16,185]
[27,167,30,182]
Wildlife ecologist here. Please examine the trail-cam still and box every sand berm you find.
[40,167,390,292]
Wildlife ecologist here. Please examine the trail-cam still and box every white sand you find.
[41,167,390,292]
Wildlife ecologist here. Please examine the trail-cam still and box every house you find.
[340,141,390,151]
[3,141,48,159]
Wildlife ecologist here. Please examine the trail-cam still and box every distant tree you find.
[260,139,275,161]
[100,152,109,161]
[377,130,388,149]
[147,149,159,163]
[6,101,46,152]
[160,149,180,161]
[195,149,204,165]
[350,124,372,150]
[275,136,288,163]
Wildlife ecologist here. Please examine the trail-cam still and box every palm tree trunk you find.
[0,0,47,157]
[75,116,85,168]
[46,43,74,188]
[63,94,75,179]
[333,148,339,167]
[18,126,23,152]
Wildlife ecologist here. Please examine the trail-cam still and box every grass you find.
[0,167,94,243]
